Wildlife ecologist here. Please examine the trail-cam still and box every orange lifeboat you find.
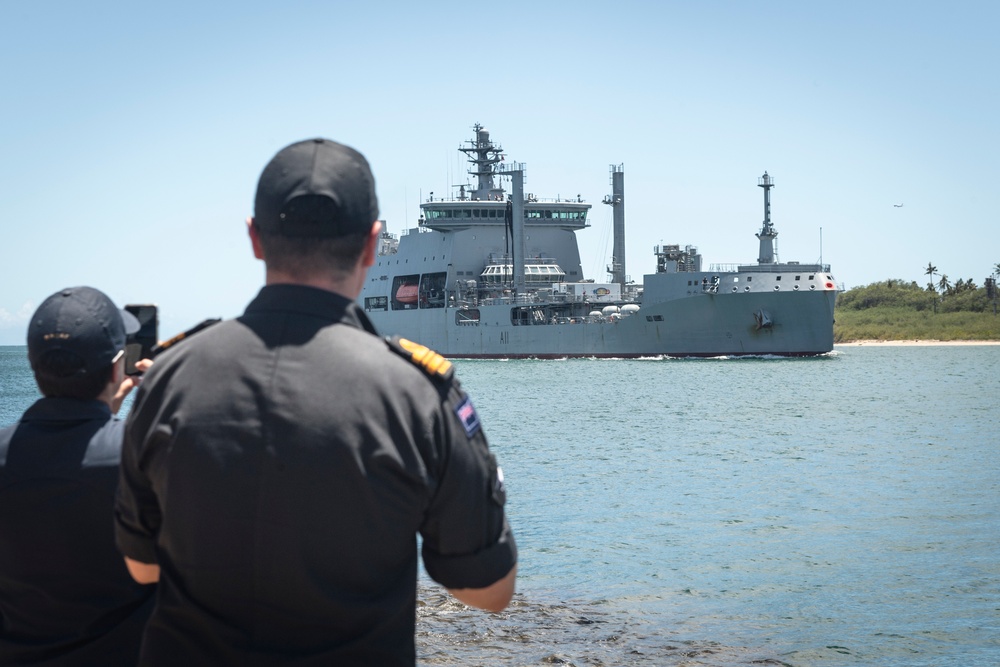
[395,284,419,304]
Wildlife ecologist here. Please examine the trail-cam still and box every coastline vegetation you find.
[834,267,1000,342]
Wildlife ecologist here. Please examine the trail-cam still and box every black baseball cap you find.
[27,287,140,375]
[254,138,379,238]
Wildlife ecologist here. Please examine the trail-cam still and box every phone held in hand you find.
[124,304,158,376]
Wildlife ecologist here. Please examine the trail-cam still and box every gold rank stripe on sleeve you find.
[396,337,453,378]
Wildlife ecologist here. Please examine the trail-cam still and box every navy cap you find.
[254,138,379,238]
[27,287,140,375]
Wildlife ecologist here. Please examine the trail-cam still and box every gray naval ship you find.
[359,124,837,358]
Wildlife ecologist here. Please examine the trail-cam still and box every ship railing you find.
[424,193,587,205]
[708,263,742,273]
[515,293,538,305]
[476,291,550,306]
[728,263,834,273]
[519,195,588,204]
[478,294,519,306]
[484,255,560,265]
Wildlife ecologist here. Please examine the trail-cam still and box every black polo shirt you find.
[115,284,516,666]
[0,398,155,666]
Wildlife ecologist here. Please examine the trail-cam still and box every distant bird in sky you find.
[893,203,904,208]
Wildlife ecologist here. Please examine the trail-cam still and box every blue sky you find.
[1,1,997,344]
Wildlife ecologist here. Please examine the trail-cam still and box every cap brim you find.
[120,309,141,335]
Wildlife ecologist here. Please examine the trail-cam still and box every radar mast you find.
[458,123,506,201]
[756,172,778,264]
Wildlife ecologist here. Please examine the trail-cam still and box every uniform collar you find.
[21,397,112,423]
[246,284,379,336]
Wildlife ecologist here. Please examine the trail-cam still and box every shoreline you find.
[835,339,1000,347]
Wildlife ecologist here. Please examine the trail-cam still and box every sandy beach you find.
[836,339,1000,346]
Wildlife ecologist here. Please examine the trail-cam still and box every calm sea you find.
[2,345,998,666]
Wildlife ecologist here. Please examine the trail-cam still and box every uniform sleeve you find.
[419,385,517,590]
[113,382,164,565]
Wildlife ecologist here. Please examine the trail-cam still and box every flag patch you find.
[455,397,481,437]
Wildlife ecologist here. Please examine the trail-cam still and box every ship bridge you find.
[420,198,590,232]
[420,123,591,232]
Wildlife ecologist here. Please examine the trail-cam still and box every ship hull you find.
[364,289,836,358]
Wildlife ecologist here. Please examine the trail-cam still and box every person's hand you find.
[112,359,153,414]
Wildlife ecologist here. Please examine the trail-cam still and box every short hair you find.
[255,225,369,279]
[33,349,114,400]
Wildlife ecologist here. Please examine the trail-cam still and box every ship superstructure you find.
[359,124,837,358]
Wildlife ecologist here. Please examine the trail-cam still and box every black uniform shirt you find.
[115,284,516,666]
[0,398,155,666]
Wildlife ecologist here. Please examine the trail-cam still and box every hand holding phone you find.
[124,304,158,376]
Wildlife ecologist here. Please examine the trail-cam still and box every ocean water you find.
[2,345,998,666]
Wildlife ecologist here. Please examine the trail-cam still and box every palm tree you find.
[994,263,1000,278]
[925,262,938,291]
[938,274,951,294]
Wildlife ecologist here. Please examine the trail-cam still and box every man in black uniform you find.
[0,286,156,666]
[115,138,517,666]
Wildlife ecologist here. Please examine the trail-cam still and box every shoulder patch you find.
[455,396,482,437]
[385,336,454,381]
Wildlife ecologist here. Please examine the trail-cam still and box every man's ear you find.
[247,217,265,260]
[111,354,126,386]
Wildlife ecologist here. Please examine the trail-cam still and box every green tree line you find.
[833,263,1000,341]
[837,277,994,313]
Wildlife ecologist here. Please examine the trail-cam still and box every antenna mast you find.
[756,172,778,264]
[602,164,625,285]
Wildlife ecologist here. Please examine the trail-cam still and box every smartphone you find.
[124,304,158,376]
